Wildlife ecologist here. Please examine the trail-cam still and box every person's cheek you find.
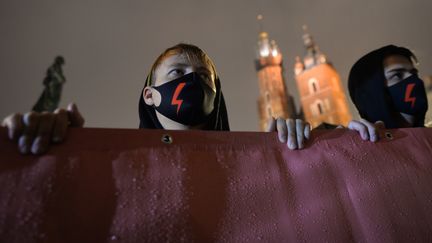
[203,89,216,115]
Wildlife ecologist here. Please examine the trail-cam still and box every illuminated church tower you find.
[294,26,352,128]
[255,16,297,131]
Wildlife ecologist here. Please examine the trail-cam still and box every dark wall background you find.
[1,0,431,131]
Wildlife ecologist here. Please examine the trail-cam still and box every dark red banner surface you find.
[0,127,432,242]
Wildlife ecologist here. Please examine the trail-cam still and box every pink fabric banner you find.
[0,127,432,242]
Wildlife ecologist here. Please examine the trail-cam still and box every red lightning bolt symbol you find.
[404,83,416,108]
[171,82,186,114]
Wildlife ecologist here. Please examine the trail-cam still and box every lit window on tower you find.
[308,78,319,94]
[318,103,323,114]
[310,100,325,116]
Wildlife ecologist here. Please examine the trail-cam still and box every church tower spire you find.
[302,25,328,69]
[294,25,352,128]
[254,15,297,130]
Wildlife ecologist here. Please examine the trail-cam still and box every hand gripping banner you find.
[0,127,432,242]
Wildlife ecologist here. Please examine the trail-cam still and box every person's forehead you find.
[159,53,211,71]
[383,54,412,67]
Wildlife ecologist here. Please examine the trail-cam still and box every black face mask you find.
[387,74,428,117]
[152,72,215,126]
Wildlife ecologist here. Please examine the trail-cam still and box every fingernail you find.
[288,141,297,150]
[19,143,30,154]
[31,145,41,155]
[18,136,30,154]
[279,135,287,143]
[371,135,377,142]
[32,137,46,155]
[298,142,304,149]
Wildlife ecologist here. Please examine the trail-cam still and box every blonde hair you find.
[144,43,217,87]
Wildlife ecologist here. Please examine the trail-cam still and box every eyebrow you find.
[385,66,418,79]
[386,67,408,73]
[167,63,189,69]
[384,64,414,73]
[167,63,211,73]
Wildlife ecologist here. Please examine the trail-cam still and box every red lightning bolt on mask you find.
[404,83,416,108]
[171,82,186,114]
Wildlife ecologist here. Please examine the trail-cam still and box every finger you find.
[52,109,69,143]
[32,112,55,154]
[286,119,297,150]
[348,120,369,141]
[266,117,276,132]
[374,120,386,130]
[374,121,386,141]
[19,112,40,154]
[361,119,378,142]
[304,122,311,140]
[67,103,84,127]
[276,117,287,143]
[2,113,24,141]
[296,119,305,149]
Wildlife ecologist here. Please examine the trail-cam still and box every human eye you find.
[394,71,404,79]
[387,68,405,80]
[168,68,184,78]
[199,71,211,81]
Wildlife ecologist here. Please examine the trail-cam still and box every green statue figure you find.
[32,56,66,112]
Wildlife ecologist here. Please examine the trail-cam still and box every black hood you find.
[348,45,425,128]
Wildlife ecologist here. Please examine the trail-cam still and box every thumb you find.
[67,103,85,127]
[374,120,386,130]
[266,117,276,132]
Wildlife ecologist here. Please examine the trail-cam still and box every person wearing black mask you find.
[347,45,428,142]
[139,44,229,131]
[2,43,311,154]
